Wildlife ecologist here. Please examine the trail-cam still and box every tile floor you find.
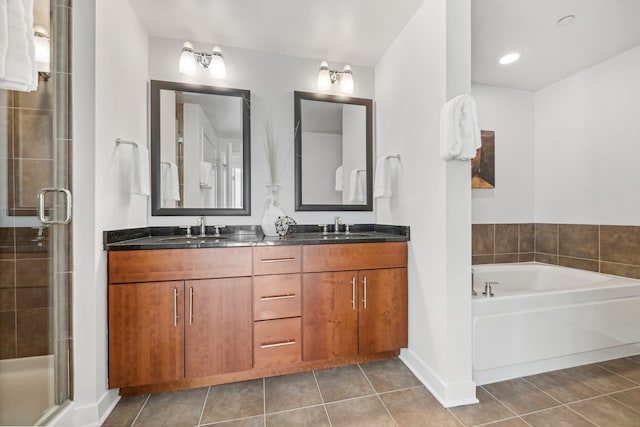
[103,355,640,426]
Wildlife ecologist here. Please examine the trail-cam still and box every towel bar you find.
[115,138,138,147]
[385,154,401,160]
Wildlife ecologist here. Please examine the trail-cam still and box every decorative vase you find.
[261,184,285,237]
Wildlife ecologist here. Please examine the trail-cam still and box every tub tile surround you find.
[103,356,640,427]
[472,223,640,280]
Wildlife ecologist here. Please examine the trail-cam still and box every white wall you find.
[534,44,640,225]
[471,85,535,224]
[66,0,149,425]
[148,38,376,226]
[375,0,476,407]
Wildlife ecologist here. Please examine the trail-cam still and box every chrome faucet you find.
[334,216,342,233]
[483,281,498,297]
[197,216,207,236]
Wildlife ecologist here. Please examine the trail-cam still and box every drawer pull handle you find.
[261,339,296,349]
[260,257,297,263]
[363,276,367,309]
[260,293,296,301]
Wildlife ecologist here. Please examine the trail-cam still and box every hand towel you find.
[161,162,180,201]
[373,156,392,198]
[199,161,213,188]
[132,143,150,196]
[439,94,481,161]
[0,0,38,92]
[348,169,365,203]
[335,165,344,191]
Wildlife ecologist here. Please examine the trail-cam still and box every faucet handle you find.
[317,224,328,234]
[212,225,226,237]
[344,224,353,234]
[179,225,192,237]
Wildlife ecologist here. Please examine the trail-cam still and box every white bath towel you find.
[373,156,392,198]
[132,143,150,196]
[0,0,38,92]
[199,161,213,188]
[439,94,481,161]
[161,161,180,201]
[335,165,344,191]
[348,169,365,203]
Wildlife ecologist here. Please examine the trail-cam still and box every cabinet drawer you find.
[253,246,302,275]
[253,317,301,368]
[303,242,407,272]
[253,274,301,321]
[108,248,252,283]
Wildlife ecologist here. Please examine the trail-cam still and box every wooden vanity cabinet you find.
[108,248,252,388]
[302,242,408,361]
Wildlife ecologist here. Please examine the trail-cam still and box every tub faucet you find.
[197,216,206,236]
[334,216,342,233]
[483,281,498,297]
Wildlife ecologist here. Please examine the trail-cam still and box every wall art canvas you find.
[471,130,495,188]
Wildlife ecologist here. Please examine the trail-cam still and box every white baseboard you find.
[400,348,478,408]
[45,389,120,427]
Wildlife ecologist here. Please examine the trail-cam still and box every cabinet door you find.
[358,268,408,354]
[108,281,184,388]
[302,271,358,361]
[185,277,252,378]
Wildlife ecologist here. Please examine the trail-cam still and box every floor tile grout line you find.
[376,383,425,396]
[374,391,399,427]
[129,394,150,427]
[603,389,640,416]
[595,362,640,386]
[520,375,567,407]
[311,370,333,427]
[444,407,466,427]
[563,403,600,427]
[196,386,211,426]
[477,385,520,420]
[472,415,529,427]
[558,366,633,394]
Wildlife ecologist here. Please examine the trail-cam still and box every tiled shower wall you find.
[472,223,640,280]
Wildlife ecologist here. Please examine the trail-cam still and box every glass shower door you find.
[0,0,71,425]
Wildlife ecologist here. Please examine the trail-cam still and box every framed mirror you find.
[150,80,251,216]
[294,91,373,211]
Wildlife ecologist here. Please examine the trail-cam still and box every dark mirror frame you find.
[294,91,373,211]
[150,79,251,216]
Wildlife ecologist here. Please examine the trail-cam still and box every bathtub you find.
[0,355,54,426]
[472,263,640,385]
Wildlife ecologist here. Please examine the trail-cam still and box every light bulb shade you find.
[34,34,50,73]
[340,65,354,94]
[179,41,197,76]
[317,61,331,91]
[209,46,226,78]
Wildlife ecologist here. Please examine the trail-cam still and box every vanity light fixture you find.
[33,25,50,76]
[316,61,354,94]
[498,52,520,65]
[179,41,226,79]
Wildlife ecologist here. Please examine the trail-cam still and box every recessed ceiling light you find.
[499,52,520,65]
[557,14,575,26]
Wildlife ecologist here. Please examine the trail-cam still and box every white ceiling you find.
[472,0,640,91]
[129,0,425,67]
[130,0,640,92]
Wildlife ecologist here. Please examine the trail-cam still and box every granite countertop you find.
[104,224,410,251]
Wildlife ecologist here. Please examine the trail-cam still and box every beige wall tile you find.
[600,225,640,266]
[559,256,599,272]
[519,223,534,253]
[495,224,518,254]
[559,224,599,259]
[473,224,494,255]
[535,223,558,255]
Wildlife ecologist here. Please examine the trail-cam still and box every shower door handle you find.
[37,188,72,224]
